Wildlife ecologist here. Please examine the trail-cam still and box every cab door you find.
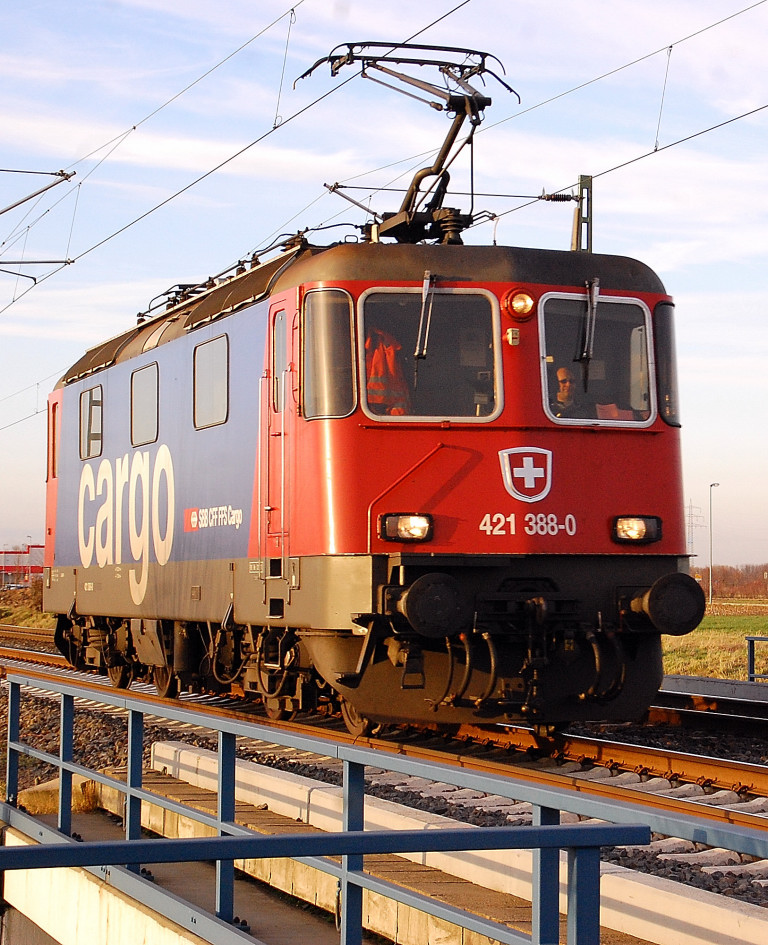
[266,304,289,558]
[241,295,297,621]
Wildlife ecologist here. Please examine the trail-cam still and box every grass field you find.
[663,613,768,680]
[0,586,55,630]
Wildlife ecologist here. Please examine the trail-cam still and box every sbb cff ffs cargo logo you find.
[184,505,244,531]
[498,447,553,503]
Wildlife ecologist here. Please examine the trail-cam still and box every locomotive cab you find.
[271,244,704,731]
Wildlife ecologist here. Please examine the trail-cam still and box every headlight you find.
[379,513,434,542]
[612,516,662,544]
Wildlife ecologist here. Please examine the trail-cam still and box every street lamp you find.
[709,482,720,605]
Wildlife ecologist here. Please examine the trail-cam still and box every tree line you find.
[695,564,768,598]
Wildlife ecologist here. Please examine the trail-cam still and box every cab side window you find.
[48,400,59,480]
[302,290,355,419]
[272,310,287,413]
[79,385,103,459]
[194,335,229,428]
[131,363,159,446]
[654,302,681,426]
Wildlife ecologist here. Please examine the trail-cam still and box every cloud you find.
[0,278,162,344]
[0,111,372,223]
[3,0,768,564]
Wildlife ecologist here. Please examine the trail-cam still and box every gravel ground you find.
[568,718,768,766]
[3,688,768,909]
[0,690,223,791]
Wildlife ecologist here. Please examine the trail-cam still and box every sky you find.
[1,0,767,569]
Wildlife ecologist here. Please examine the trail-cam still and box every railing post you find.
[58,692,74,836]
[532,805,560,945]
[341,758,364,945]
[748,637,756,682]
[566,846,601,945]
[5,680,20,803]
[125,708,144,873]
[216,730,236,923]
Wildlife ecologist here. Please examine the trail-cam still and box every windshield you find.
[361,290,498,420]
[541,294,653,424]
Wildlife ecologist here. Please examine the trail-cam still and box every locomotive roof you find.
[58,240,666,386]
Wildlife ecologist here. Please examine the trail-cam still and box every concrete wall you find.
[151,741,768,945]
[1,829,217,945]
[1,908,61,945]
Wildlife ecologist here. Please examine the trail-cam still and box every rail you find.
[0,622,55,642]
[746,636,768,682]
[0,672,648,945]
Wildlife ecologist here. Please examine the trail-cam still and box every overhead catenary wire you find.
[0,369,65,433]
[0,0,482,429]
[655,46,674,151]
[7,0,760,293]
[0,1,319,314]
[0,171,75,219]
[65,1,308,173]
[273,8,297,128]
[71,76,361,267]
[1,2,306,236]
[224,1,477,256]
[322,0,768,216]
[1,176,81,263]
[0,372,61,404]
[483,100,768,229]
[0,0,476,321]
[0,1,766,412]
[482,0,768,137]
[19,0,478,272]
[333,1,768,237]
[0,3,309,281]
[0,406,46,434]
[7,0,768,283]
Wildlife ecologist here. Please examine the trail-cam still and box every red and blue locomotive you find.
[42,45,704,733]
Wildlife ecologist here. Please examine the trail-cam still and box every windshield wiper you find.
[413,270,436,386]
[574,277,599,391]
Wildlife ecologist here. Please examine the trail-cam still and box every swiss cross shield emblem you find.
[498,447,553,503]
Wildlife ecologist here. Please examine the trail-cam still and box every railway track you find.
[0,623,56,645]
[3,632,768,825]
[2,649,767,824]
[3,650,768,922]
[653,674,768,725]
[5,624,768,720]
[5,621,768,731]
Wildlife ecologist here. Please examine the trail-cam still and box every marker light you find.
[501,289,535,321]
[380,513,434,542]
[612,516,662,544]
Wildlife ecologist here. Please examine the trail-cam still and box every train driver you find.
[365,326,412,415]
[550,366,588,419]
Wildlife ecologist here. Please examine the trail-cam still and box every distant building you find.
[0,544,44,587]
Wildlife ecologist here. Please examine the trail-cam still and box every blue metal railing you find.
[746,636,768,682]
[0,671,660,945]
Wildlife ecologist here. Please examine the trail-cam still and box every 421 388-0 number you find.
[479,513,577,536]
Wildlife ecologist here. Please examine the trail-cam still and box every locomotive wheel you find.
[154,665,178,699]
[340,698,376,737]
[107,662,133,690]
[54,618,84,669]
[263,697,298,722]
